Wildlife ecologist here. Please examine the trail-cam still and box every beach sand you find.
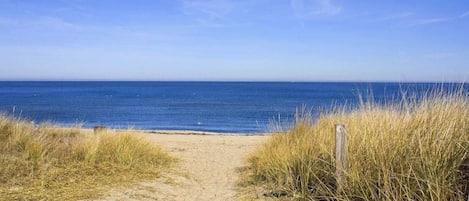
[95,130,269,201]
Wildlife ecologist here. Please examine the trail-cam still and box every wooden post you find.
[335,124,347,191]
[93,126,108,134]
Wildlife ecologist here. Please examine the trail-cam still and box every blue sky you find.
[0,0,468,81]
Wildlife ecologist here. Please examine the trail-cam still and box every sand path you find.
[98,132,268,201]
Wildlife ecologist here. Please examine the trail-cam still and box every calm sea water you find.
[0,82,464,133]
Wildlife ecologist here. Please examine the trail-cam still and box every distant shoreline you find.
[0,80,465,84]
[89,127,270,136]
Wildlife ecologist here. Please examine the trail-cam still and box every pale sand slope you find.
[97,131,269,201]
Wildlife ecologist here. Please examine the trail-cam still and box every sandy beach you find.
[95,130,269,201]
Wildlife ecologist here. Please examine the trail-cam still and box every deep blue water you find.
[0,82,464,133]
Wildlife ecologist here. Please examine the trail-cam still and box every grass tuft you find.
[0,115,175,200]
[243,87,469,200]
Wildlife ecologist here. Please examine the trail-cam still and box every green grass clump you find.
[0,116,175,200]
[244,88,469,200]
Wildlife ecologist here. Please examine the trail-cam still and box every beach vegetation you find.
[0,116,175,200]
[243,87,469,200]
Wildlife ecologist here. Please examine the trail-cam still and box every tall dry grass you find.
[244,88,468,200]
[0,116,175,200]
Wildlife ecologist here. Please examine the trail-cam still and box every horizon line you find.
[0,79,466,84]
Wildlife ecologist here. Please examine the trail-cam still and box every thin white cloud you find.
[368,12,413,24]
[57,0,88,11]
[290,0,341,19]
[423,52,455,60]
[54,2,92,18]
[410,11,469,26]
[194,18,224,27]
[39,17,81,30]
[0,16,81,30]
[410,17,449,26]
[460,11,469,18]
[379,12,413,21]
[182,0,235,19]
[181,0,255,28]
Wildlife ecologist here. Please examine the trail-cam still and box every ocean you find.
[0,82,464,133]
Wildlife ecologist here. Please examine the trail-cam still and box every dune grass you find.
[243,88,468,200]
[0,116,175,200]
